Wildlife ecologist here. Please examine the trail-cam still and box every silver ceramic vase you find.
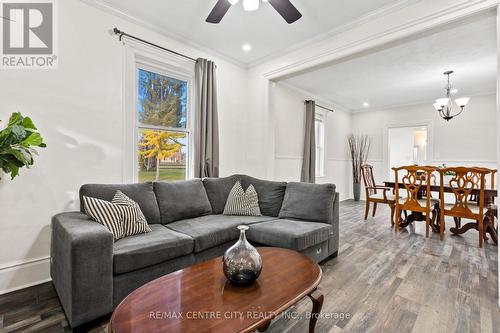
[222,225,262,286]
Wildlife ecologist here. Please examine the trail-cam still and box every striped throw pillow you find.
[112,191,152,237]
[82,196,125,240]
[223,181,262,216]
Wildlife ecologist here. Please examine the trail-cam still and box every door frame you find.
[384,120,434,180]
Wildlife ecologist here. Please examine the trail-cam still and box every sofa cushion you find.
[80,183,161,224]
[246,219,333,251]
[166,215,276,252]
[239,175,287,217]
[279,182,336,223]
[154,180,212,224]
[203,175,239,214]
[113,225,194,274]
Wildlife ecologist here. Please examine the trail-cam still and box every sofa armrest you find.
[50,212,114,327]
[328,192,340,255]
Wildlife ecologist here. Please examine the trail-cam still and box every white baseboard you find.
[0,256,51,295]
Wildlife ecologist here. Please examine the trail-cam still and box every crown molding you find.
[79,0,247,69]
[263,0,500,79]
[248,0,422,68]
[276,81,352,113]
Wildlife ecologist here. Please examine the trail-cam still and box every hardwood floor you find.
[1,200,498,333]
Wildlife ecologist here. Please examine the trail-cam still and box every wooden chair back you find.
[467,168,496,189]
[393,165,436,237]
[439,167,489,221]
[465,167,496,202]
[417,170,437,185]
[393,165,435,214]
[361,164,377,196]
[438,167,490,247]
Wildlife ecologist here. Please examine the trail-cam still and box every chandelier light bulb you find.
[243,0,259,11]
[455,98,470,108]
[229,0,239,4]
[436,98,450,108]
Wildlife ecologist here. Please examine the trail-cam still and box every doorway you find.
[388,126,428,180]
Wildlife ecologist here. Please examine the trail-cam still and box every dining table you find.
[384,180,498,245]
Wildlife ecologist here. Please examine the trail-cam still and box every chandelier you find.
[433,71,470,121]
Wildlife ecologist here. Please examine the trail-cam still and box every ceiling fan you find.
[206,0,302,24]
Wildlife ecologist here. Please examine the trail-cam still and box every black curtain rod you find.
[305,100,334,113]
[113,28,197,62]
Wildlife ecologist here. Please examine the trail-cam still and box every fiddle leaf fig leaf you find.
[21,116,37,130]
[21,132,43,147]
[7,112,23,126]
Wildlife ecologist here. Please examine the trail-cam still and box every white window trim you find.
[315,111,326,178]
[123,39,195,183]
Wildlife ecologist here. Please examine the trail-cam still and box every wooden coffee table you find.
[109,247,323,333]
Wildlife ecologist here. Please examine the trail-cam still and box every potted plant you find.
[348,134,371,201]
[0,112,46,180]
[438,163,456,185]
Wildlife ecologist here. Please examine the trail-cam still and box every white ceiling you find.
[281,12,497,111]
[95,0,407,65]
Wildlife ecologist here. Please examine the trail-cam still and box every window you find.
[315,115,325,177]
[137,68,191,182]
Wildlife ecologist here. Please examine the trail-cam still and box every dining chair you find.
[467,167,496,198]
[438,167,490,247]
[361,164,396,225]
[473,168,497,244]
[393,165,437,237]
[449,167,497,232]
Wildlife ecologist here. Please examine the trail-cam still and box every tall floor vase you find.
[353,182,361,201]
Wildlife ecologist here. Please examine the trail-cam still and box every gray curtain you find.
[301,101,316,183]
[194,58,219,178]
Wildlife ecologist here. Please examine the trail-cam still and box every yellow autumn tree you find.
[138,130,184,181]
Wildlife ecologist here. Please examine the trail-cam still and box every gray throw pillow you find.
[223,181,262,216]
[279,182,336,223]
[154,179,213,224]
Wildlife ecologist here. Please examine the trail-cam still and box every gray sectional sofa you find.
[50,174,339,327]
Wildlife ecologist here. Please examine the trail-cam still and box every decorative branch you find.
[348,134,371,183]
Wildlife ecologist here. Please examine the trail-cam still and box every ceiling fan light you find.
[455,97,470,107]
[436,98,450,108]
[228,0,239,4]
[243,0,259,11]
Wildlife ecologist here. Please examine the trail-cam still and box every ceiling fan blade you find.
[206,0,232,24]
[268,0,302,24]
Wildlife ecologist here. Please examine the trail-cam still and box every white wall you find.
[0,0,250,294]
[351,93,497,198]
[270,83,352,200]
